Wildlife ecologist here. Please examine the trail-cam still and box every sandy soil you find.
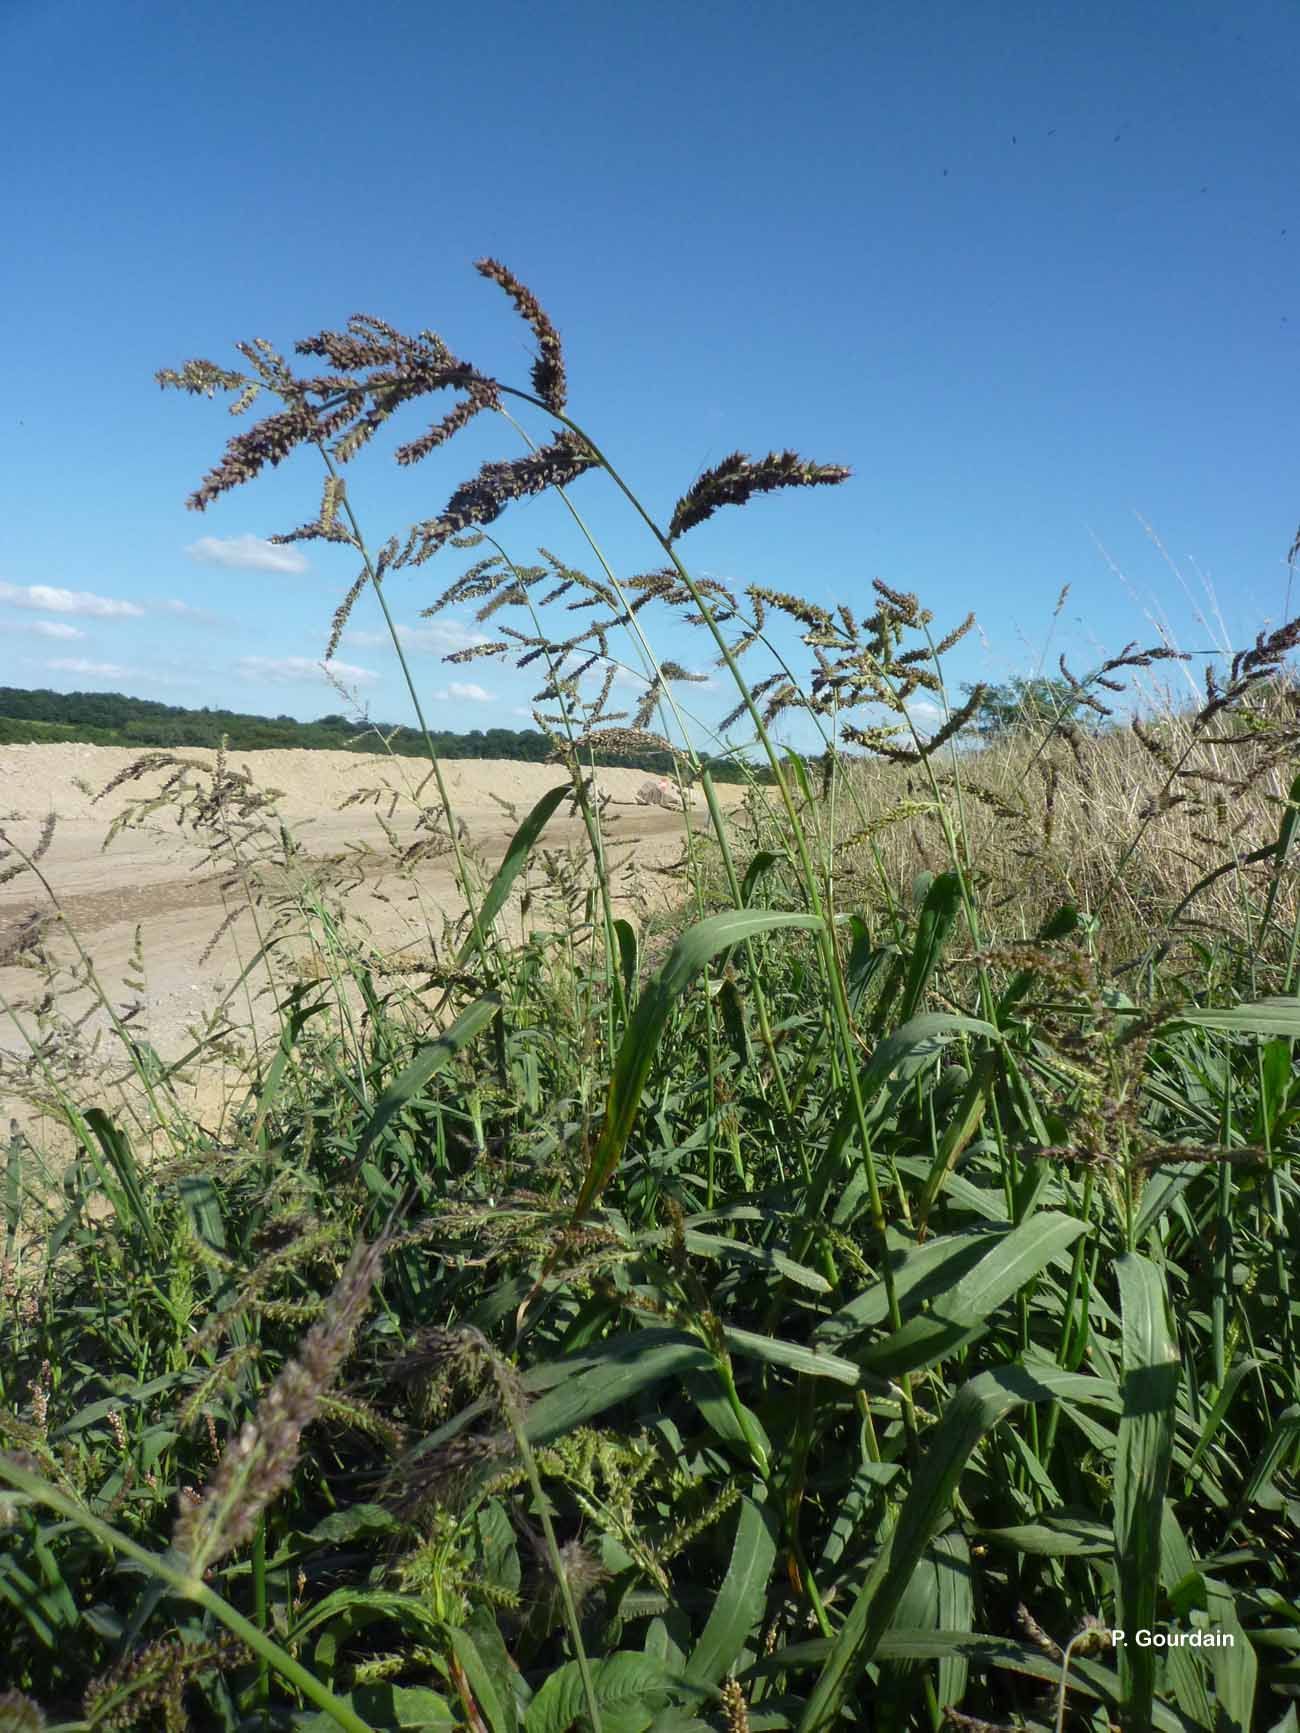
[1,745,737,1146]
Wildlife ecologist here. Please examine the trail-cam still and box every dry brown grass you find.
[822,674,1300,967]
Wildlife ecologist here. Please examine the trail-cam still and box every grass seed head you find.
[668,450,851,541]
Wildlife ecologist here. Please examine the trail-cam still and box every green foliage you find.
[5,273,1300,1732]
[961,674,1092,737]
[0,687,757,779]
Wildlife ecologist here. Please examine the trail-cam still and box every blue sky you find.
[2,0,1296,751]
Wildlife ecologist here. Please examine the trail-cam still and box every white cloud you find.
[46,657,131,678]
[432,681,494,703]
[0,580,145,617]
[348,619,489,654]
[10,619,85,640]
[237,656,378,687]
[185,535,309,575]
[159,598,223,624]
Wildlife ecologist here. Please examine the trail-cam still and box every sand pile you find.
[0,743,700,824]
[1,748,742,1141]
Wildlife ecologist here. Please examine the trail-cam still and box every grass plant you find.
[2,263,1300,1731]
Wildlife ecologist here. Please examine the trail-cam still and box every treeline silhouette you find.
[0,687,758,781]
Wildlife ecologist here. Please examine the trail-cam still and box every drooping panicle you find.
[475,258,568,412]
[667,449,851,541]
[182,400,354,512]
[397,431,599,568]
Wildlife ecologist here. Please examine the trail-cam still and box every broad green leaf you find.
[795,1366,1116,1731]
[898,870,962,1023]
[571,911,824,1215]
[613,917,640,1008]
[1204,1575,1257,1732]
[740,849,781,906]
[933,1530,973,1710]
[306,1505,398,1545]
[1114,1253,1179,1733]
[917,1052,996,1221]
[1175,995,1300,1037]
[977,1514,1110,1556]
[351,993,501,1167]
[857,1211,1086,1377]
[682,1368,772,1465]
[292,1587,442,1648]
[522,1331,716,1446]
[811,1014,1000,1211]
[815,1225,1011,1345]
[1187,1358,1258,1475]
[680,1229,830,1294]
[299,1686,457,1730]
[457,781,571,963]
[685,1493,778,1685]
[525,1652,670,1733]
[447,1624,513,1733]
[721,1325,859,1385]
[1236,1401,1300,1513]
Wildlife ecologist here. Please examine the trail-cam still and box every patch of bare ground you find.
[1,746,741,1155]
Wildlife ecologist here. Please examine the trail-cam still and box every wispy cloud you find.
[432,681,494,703]
[903,698,943,736]
[0,580,145,618]
[8,619,85,640]
[186,535,309,575]
[237,655,378,687]
[46,657,131,678]
[347,619,489,654]
[159,598,224,625]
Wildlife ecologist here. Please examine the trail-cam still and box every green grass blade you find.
[613,916,639,1009]
[857,1211,1085,1377]
[521,1331,716,1445]
[810,1014,999,1213]
[815,1225,1012,1345]
[740,848,781,906]
[1114,1252,1180,1732]
[720,1325,859,1385]
[570,911,824,1216]
[456,781,572,965]
[898,870,962,1023]
[82,1108,159,1252]
[1175,995,1300,1036]
[350,992,502,1168]
[796,1366,1114,1731]
[447,1624,513,1733]
[685,1491,778,1686]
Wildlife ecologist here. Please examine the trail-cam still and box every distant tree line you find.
[960,676,1098,739]
[0,687,760,782]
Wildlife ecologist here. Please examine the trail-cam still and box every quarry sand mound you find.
[1,746,741,1144]
[0,742,696,823]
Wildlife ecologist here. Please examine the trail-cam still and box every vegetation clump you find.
[2,262,1300,1732]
